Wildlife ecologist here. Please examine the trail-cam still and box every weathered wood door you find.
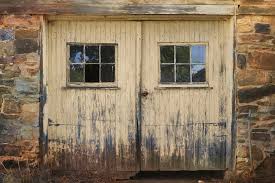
[46,18,233,172]
[140,20,233,170]
[47,20,141,171]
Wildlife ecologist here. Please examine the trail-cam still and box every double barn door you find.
[47,19,233,171]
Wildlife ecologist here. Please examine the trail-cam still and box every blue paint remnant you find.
[145,133,157,150]
[105,130,113,152]
[77,96,81,144]
[0,29,14,41]
[128,125,135,143]
[91,112,97,133]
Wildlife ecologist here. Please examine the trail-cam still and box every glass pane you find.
[70,45,84,63]
[176,46,190,63]
[160,46,174,63]
[85,46,99,63]
[85,64,99,82]
[161,65,174,82]
[192,45,206,64]
[101,46,115,63]
[101,64,115,82]
[176,65,190,82]
[192,64,206,82]
[70,64,84,82]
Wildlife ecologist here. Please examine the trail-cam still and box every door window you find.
[68,43,116,86]
[160,44,206,84]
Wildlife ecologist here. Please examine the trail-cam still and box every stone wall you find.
[0,15,41,169]
[236,2,275,180]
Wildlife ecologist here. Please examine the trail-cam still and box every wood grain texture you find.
[0,3,235,15]
[140,20,233,171]
[47,20,140,171]
[1,0,274,15]
[0,0,235,5]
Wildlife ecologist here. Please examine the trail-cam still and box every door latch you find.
[141,91,149,97]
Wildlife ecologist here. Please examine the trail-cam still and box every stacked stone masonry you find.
[0,15,41,169]
[236,8,275,181]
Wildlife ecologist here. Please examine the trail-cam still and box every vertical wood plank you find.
[47,20,140,171]
[141,20,233,171]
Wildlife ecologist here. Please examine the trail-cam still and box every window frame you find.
[66,43,118,88]
[158,42,209,88]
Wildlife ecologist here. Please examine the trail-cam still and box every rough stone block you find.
[238,84,275,103]
[237,54,247,69]
[252,145,264,161]
[0,85,11,109]
[15,39,38,54]
[18,95,39,104]
[2,15,41,30]
[20,140,34,151]
[238,105,258,114]
[237,69,272,86]
[19,125,34,140]
[252,128,269,133]
[258,106,275,113]
[238,128,249,137]
[19,61,39,78]
[248,51,275,70]
[238,138,246,144]
[0,144,21,156]
[13,54,27,64]
[2,63,21,79]
[20,102,39,125]
[15,29,39,40]
[0,41,15,57]
[255,23,271,34]
[2,96,21,115]
[26,53,39,63]
[253,120,275,129]
[32,126,39,139]
[0,79,15,87]
[258,114,275,121]
[237,145,249,158]
[252,131,271,141]
[254,155,275,182]
[236,157,250,170]
[257,96,273,106]
[238,34,274,45]
[0,118,20,143]
[0,85,11,95]
[237,16,253,33]
[0,28,14,41]
[15,78,38,95]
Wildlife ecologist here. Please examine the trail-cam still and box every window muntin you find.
[160,44,206,84]
[68,44,116,84]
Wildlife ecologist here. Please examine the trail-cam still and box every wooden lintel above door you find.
[0,3,235,16]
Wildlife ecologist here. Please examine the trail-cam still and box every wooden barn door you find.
[47,20,141,171]
[140,20,233,170]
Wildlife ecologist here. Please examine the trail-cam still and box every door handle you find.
[141,91,149,97]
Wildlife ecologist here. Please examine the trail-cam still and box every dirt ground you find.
[1,156,275,183]
[0,169,224,183]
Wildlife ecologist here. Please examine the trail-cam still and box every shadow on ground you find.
[118,171,224,183]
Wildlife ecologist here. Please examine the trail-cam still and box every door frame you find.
[40,15,236,171]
